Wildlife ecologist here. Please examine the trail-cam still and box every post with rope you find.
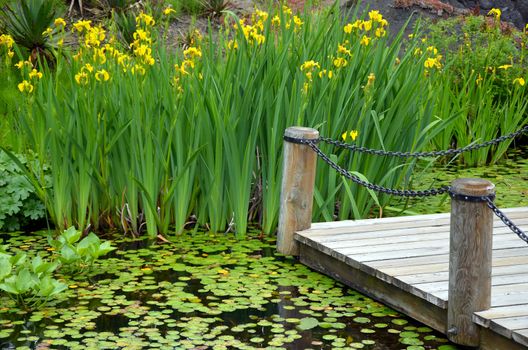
[447,178,495,346]
[277,127,319,256]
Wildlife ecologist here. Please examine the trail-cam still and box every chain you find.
[484,197,528,244]
[287,134,528,243]
[317,124,528,158]
[306,141,450,197]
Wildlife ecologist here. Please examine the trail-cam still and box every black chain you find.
[318,124,528,158]
[287,134,528,243]
[306,141,450,197]
[484,197,528,244]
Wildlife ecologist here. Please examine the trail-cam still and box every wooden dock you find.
[277,126,528,349]
[294,207,528,350]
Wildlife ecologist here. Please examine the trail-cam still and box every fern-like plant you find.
[0,152,49,232]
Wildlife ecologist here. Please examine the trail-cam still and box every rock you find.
[479,0,494,9]
[515,0,528,22]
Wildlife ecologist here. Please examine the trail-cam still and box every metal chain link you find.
[306,141,451,197]
[318,124,528,158]
[484,197,528,244]
[289,136,528,243]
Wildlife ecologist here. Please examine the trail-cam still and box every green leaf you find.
[59,244,79,264]
[296,317,319,330]
[0,256,12,281]
[15,268,35,294]
[10,252,27,266]
[0,276,20,295]
[62,227,82,244]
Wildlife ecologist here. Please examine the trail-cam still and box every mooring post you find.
[447,178,495,346]
[277,126,319,256]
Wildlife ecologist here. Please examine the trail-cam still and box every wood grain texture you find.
[298,244,448,332]
[294,205,528,348]
[276,127,318,256]
[513,329,528,347]
[447,179,495,346]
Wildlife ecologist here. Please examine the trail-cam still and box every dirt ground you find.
[167,0,527,48]
[234,0,528,30]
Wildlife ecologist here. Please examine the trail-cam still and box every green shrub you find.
[0,152,48,231]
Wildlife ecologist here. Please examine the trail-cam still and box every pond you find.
[0,230,460,350]
[391,145,528,216]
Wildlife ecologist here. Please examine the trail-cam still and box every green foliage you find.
[426,15,527,99]
[0,0,62,63]
[112,9,138,47]
[424,15,528,165]
[48,226,116,272]
[4,4,527,238]
[0,152,48,231]
[180,0,205,15]
[0,243,67,309]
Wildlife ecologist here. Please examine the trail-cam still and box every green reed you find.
[2,2,526,238]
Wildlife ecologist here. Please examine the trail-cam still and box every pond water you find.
[391,145,528,216]
[0,231,459,350]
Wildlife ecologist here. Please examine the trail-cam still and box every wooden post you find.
[277,127,319,256]
[447,178,495,346]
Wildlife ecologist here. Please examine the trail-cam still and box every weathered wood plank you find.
[339,238,527,264]
[367,247,528,269]
[512,329,528,347]
[490,316,528,338]
[331,233,522,258]
[382,255,528,277]
[474,305,528,328]
[398,264,528,285]
[298,243,448,332]
[298,217,528,242]
[491,292,528,307]
[431,283,528,306]
[310,218,528,245]
[416,273,528,297]
[305,208,528,237]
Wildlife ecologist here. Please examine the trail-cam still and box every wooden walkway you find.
[295,207,528,349]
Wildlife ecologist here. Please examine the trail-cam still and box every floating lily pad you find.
[353,317,370,324]
[297,317,319,330]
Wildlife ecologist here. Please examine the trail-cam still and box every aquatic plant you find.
[0,230,460,348]
[0,243,67,309]
[48,226,116,273]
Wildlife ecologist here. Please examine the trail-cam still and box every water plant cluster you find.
[0,230,460,349]
[0,227,114,309]
[0,1,526,238]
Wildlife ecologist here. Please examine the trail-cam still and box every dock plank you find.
[491,316,528,338]
[474,305,528,327]
[368,247,528,269]
[295,207,528,348]
[513,329,528,347]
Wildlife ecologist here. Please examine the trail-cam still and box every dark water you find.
[0,232,459,350]
[389,145,528,216]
